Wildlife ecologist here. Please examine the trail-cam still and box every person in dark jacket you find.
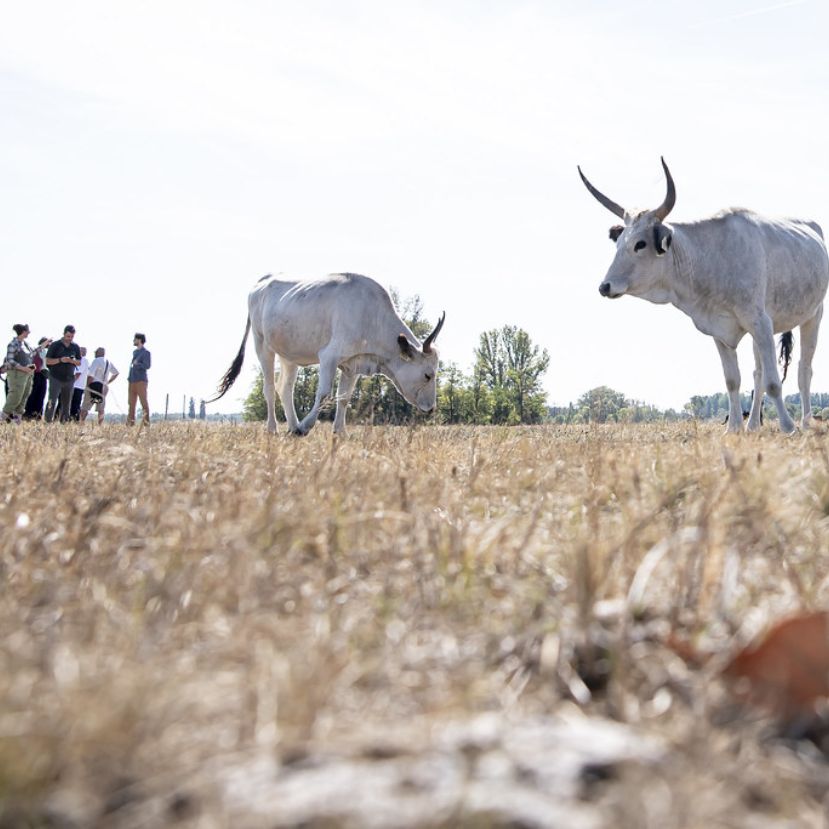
[24,336,53,419]
[45,325,82,423]
[127,332,151,426]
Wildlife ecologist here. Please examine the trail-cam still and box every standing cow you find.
[210,273,445,435]
[578,158,829,433]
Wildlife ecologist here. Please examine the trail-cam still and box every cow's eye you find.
[634,240,647,252]
[425,372,434,382]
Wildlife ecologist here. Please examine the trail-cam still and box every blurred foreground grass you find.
[2,421,829,827]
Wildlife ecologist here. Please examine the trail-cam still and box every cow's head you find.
[388,312,445,413]
[578,158,676,301]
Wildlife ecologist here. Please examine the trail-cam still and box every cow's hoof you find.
[292,427,308,437]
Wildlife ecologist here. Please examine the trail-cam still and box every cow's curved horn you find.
[651,157,676,222]
[577,166,626,219]
[422,312,445,353]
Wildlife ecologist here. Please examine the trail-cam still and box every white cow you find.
[210,273,445,435]
[578,158,829,433]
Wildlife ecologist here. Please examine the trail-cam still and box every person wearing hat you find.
[2,324,35,424]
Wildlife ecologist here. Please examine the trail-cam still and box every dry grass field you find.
[3,420,829,827]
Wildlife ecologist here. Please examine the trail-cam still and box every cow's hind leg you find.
[276,359,300,433]
[798,304,823,428]
[295,354,337,436]
[253,333,279,434]
[715,339,744,434]
[746,341,764,431]
[750,313,796,433]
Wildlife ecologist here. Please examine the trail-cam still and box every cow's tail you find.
[778,331,794,382]
[208,316,251,402]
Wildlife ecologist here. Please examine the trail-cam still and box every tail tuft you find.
[207,317,251,403]
[778,331,794,382]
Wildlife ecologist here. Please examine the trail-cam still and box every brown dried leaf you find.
[722,611,829,721]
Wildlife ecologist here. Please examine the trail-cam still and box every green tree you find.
[473,325,550,424]
[576,386,627,423]
[243,372,267,422]
[437,362,486,424]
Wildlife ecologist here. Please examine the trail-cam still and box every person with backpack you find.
[81,347,119,424]
[2,324,35,424]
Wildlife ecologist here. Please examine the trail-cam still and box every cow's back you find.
[681,210,828,331]
[248,273,399,365]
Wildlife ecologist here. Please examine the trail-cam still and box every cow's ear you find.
[654,223,673,255]
[609,225,624,242]
[398,334,415,360]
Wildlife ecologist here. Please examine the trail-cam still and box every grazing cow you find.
[578,158,829,433]
[210,273,445,435]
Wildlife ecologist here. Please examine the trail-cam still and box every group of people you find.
[2,324,152,426]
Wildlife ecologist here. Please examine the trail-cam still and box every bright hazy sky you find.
[3,0,828,415]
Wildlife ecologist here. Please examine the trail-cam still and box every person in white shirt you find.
[81,347,120,424]
[70,347,89,420]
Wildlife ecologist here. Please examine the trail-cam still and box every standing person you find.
[70,346,89,420]
[127,333,151,426]
[45,325,81,423]
[24,336,53,419]
[2,324,35,424]
[81,347,119,424]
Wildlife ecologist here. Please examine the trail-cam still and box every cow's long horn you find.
[422,312,445,353]
[651,156,676,222]
[577,166,626,219]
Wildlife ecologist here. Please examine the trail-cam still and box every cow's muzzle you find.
[599,282,622,299]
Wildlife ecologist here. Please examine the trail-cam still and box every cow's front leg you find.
[746,340,764,431]
[333,368,359,434]
[751,315,796,433]
[715,339,744,434]
[295,357,337,436]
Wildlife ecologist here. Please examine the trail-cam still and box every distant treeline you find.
[683,392,829,422]
[547,386,683,424]
[550,389,829,424]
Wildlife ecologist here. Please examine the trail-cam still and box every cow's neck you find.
[665,225,741,343]
[342,353,382,377]
[629,226,709,315]
[666,227,696,310]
